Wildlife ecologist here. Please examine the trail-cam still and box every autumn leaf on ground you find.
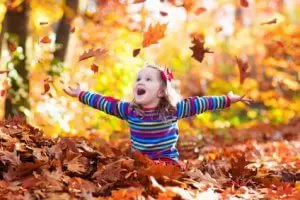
[39,22,48,25]
[260,18,277,25]
[40,36,51,44]
[0,70,9,74]
[90,64,99,73]
[133,48,141,57]
[132,0,146,4]
[142,23,167,48]
[78,48,108,62]
[190,38,213,63]
[240,0,249,7]
[273,40,284,48]
[195,7,207,15]
[236,56,251,85]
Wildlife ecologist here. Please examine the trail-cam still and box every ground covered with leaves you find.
[0,116,299,200]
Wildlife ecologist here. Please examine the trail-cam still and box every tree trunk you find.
[54,0,79,62]
[4,3,29,118]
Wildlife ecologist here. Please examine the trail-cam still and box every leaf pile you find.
[0,116,299,199]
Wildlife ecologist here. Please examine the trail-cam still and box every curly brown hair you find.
[130,63,182,121]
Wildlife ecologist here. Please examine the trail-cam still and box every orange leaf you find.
[260,18,277,25]
[133,48,141,57]
[71,26,76,33]
[78,48,107,62]
[40,36,51,44]
[240,0,249,7]
[236,56,251,85]
[190,38,213,63]
[8,42,17,52]
[195,7,207,15]
[273,40,284,48]
[90,64,99,73]
[142,23,167,48]
[215,26,223,33]
[132,0,146,4]
[183,0,195,12]
[0,90,6,97]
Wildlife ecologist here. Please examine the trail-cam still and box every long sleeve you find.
[176,95,231,119]
[78,91,130,120]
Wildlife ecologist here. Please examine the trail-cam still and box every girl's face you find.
[133,67,165,109]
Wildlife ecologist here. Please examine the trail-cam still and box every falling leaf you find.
[236,56,251,85]
[260,18,277,25]
[42,82,50,95]
[40,36,51,44]
[240,0,249,7]
[160,11,168,17]
[90,64,99,73]
[71,27,76,33]
[142,23,167,48]
[215,26,223,33]
[273,40,284,48]
[78,48,108,62]
[39,22,48,25]
[0,70,9,74]
[132,0,146,4]
[190,38,213,63]
[133,48,141,57]
[8,41,17,52]
[0,90,6,96]
[182,0,195,12]
[195,7,207,15]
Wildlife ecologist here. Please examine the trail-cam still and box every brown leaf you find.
[0,150,21,166]
[78,48,107,62]
[8,41,17,52]
[0,70,9,74]
[190,38,213,63]
[195,7,207,15]
[133,48,141,57]
[42,82,50,95]
[236,56,251,85]
[39,22,48,25]
[160,11,168,17]
[40,36,51,44]
[260,18,277,25]
[71,26,76,33]
[90,64,99,74]
[240,0,249,7]
[142,23,167,48]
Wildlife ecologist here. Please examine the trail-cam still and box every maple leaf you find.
[142,23,167,48]
[195,7,207,15]
[133,48,140,57]
[240,0,249,7]
[139,162,182,179]
[78,48,107,62]
[190,38,213,63]
[260,18,277,25]
[90,64,99,73]
[40,36,51,44]
[236,56,251,85]
[0,150,21,166]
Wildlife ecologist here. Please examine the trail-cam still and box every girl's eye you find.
[146,78,151,81]
[136,78,140,81]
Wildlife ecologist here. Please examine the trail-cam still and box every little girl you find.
[63,63,252,167]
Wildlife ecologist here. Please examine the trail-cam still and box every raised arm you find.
[78,91,130,120]
[176,95,231,119]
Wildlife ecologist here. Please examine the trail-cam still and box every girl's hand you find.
[63,83,82,98]
[227,91,253,105]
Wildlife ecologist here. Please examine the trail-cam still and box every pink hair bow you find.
[161,68,174,82]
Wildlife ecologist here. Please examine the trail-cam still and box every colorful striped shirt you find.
[78,91,231,162]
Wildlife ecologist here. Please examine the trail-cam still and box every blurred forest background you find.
[0,0,299,139]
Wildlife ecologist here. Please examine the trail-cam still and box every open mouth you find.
[137,88,146,95]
